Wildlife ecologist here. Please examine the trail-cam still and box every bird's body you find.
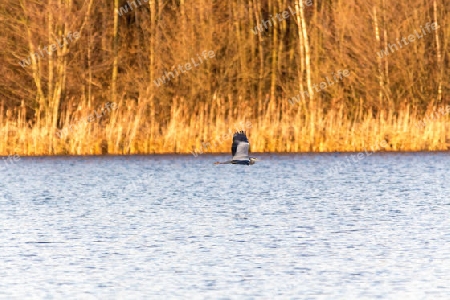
[215,131,258,165]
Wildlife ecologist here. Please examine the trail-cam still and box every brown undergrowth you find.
[0,97,448,156]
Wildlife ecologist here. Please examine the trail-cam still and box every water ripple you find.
[0,153,449,299]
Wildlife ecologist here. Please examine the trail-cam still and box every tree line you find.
[0,0,448,154]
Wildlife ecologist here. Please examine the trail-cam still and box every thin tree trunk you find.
[297,0,313,99]
[112,0,119,103]
[270,0,278,101]
[87,27,92,108]
[295,0,305,102]
[48,0,54,128]
[102,0,108,63]
[433,0,442,103]
[373,5,384,108]
[148,0,156,97]
[235,1,247,100]
[81,0,94,109]
[19,0,45,126]
[296,0,314,148]
[180,0,186,56]
[252,0,264,102]
[382,0,390,106]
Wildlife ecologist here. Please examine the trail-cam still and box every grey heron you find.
[214,131,258,165]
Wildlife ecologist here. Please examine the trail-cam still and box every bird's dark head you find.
[249,157,258,165]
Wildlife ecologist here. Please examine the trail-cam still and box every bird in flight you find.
[215,131,258,165]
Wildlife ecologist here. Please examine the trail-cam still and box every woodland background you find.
[0,0,449,155]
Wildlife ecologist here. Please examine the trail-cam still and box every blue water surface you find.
[0,153,449,299]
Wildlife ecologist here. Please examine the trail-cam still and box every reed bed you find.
[0,97,448,156]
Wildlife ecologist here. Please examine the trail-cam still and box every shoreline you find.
[1,149,449,157]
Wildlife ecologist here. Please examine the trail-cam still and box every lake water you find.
[1,153,449,299]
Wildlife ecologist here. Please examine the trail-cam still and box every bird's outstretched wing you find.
[231,131,250,161]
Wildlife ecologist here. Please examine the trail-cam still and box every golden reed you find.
[0,97,448,156]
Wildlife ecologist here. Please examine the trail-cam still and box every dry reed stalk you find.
[1,96,450,156]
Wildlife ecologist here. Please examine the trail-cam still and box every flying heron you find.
[215,131,258,165]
